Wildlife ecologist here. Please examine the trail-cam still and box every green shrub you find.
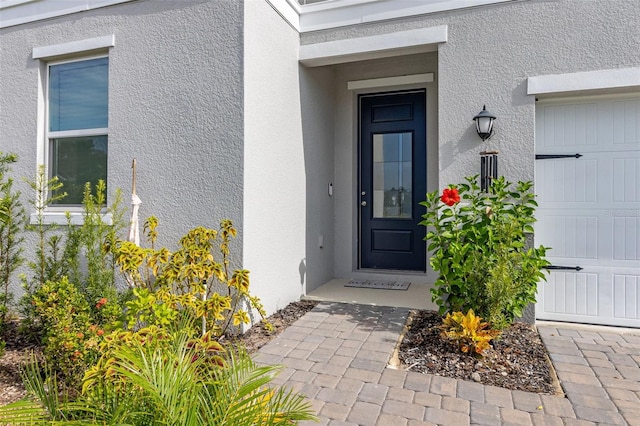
[31,276,103,392]
[420,176,550,329]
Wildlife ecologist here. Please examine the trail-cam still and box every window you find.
[47,56,108,205]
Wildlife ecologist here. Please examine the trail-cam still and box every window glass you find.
[50,136,108,205]
[372,132,412,219]
[49,57,109,132]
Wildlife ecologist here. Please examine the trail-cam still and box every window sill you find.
[30,211,113,226]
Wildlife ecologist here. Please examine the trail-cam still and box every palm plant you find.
[0,330,317,425]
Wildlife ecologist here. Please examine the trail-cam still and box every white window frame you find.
[32,36,114,225]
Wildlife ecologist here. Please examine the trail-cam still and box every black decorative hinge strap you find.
[535,153,583,160]
[545,265,584,271]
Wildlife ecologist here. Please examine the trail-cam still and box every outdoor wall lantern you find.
[473,105,496,141]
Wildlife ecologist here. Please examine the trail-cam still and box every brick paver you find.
[254,302,640,425]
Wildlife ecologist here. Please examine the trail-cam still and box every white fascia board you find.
[0,0,132,28]
[299,25,447,67]
[33,35,115,59]
[265,0,300,31]
[0,0,36,8]
[528,67,640,95]
[300,0,514,32]
[347,73,434,90]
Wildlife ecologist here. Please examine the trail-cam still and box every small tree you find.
[65,180,125,314]
[0,152,26,327]
[20,165,68,327]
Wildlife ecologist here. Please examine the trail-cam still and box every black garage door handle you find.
[545,265,584,271]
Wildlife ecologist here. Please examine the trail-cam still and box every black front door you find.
[359,90,426,271]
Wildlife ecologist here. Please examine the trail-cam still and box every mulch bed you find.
[397,310,559,394]
[0,320,40,406]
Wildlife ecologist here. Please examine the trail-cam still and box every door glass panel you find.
[372,132,412,218]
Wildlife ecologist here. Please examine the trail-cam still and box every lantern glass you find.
[476,116,493,136]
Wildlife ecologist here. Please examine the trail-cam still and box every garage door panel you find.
[537,159,598,203]
[539,269,640,326]
[538,211,638,266]
[537,214,598,259]
[614,275,640,319]
[613,99,640,145]
[537,98,640,152]
[539,103,598,148]
[612,158,640,202]
[538,152,640,205]
[540,271,599,316]
[613,217,639,261]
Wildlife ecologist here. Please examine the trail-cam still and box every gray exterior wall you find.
[301,0,640,186]
[244,0,320,314]
[0,0,244,298]
[299,66,337,294]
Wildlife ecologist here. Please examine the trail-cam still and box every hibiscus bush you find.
[420,176,550,329]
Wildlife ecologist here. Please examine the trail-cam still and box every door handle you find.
[361,201,367,206]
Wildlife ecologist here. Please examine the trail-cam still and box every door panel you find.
[359,91,426,271]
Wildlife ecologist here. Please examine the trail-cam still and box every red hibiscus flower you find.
[440,188,460,206]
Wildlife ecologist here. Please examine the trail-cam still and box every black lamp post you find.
[473,105,496,141]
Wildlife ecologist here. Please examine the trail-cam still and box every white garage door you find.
[535,95,640,328]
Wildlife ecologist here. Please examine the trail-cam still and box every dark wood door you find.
[359,90,427,271]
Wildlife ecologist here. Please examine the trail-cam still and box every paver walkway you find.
[253,302,640,426]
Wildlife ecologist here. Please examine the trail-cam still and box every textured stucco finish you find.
[0,0,244,299]
[301,0,640,186]
[298,66,337,294]
[244,0,329,314]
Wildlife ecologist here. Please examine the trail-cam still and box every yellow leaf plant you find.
[440,309,501,355]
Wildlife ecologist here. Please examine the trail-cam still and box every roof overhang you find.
[268,0,516,33]
[299,25,447,67]
[0,0,132,28]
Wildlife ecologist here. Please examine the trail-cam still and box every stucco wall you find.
[301,0,640,186]
[244,0,315,314]
[299,66,337,293]
[0,0,244,298]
